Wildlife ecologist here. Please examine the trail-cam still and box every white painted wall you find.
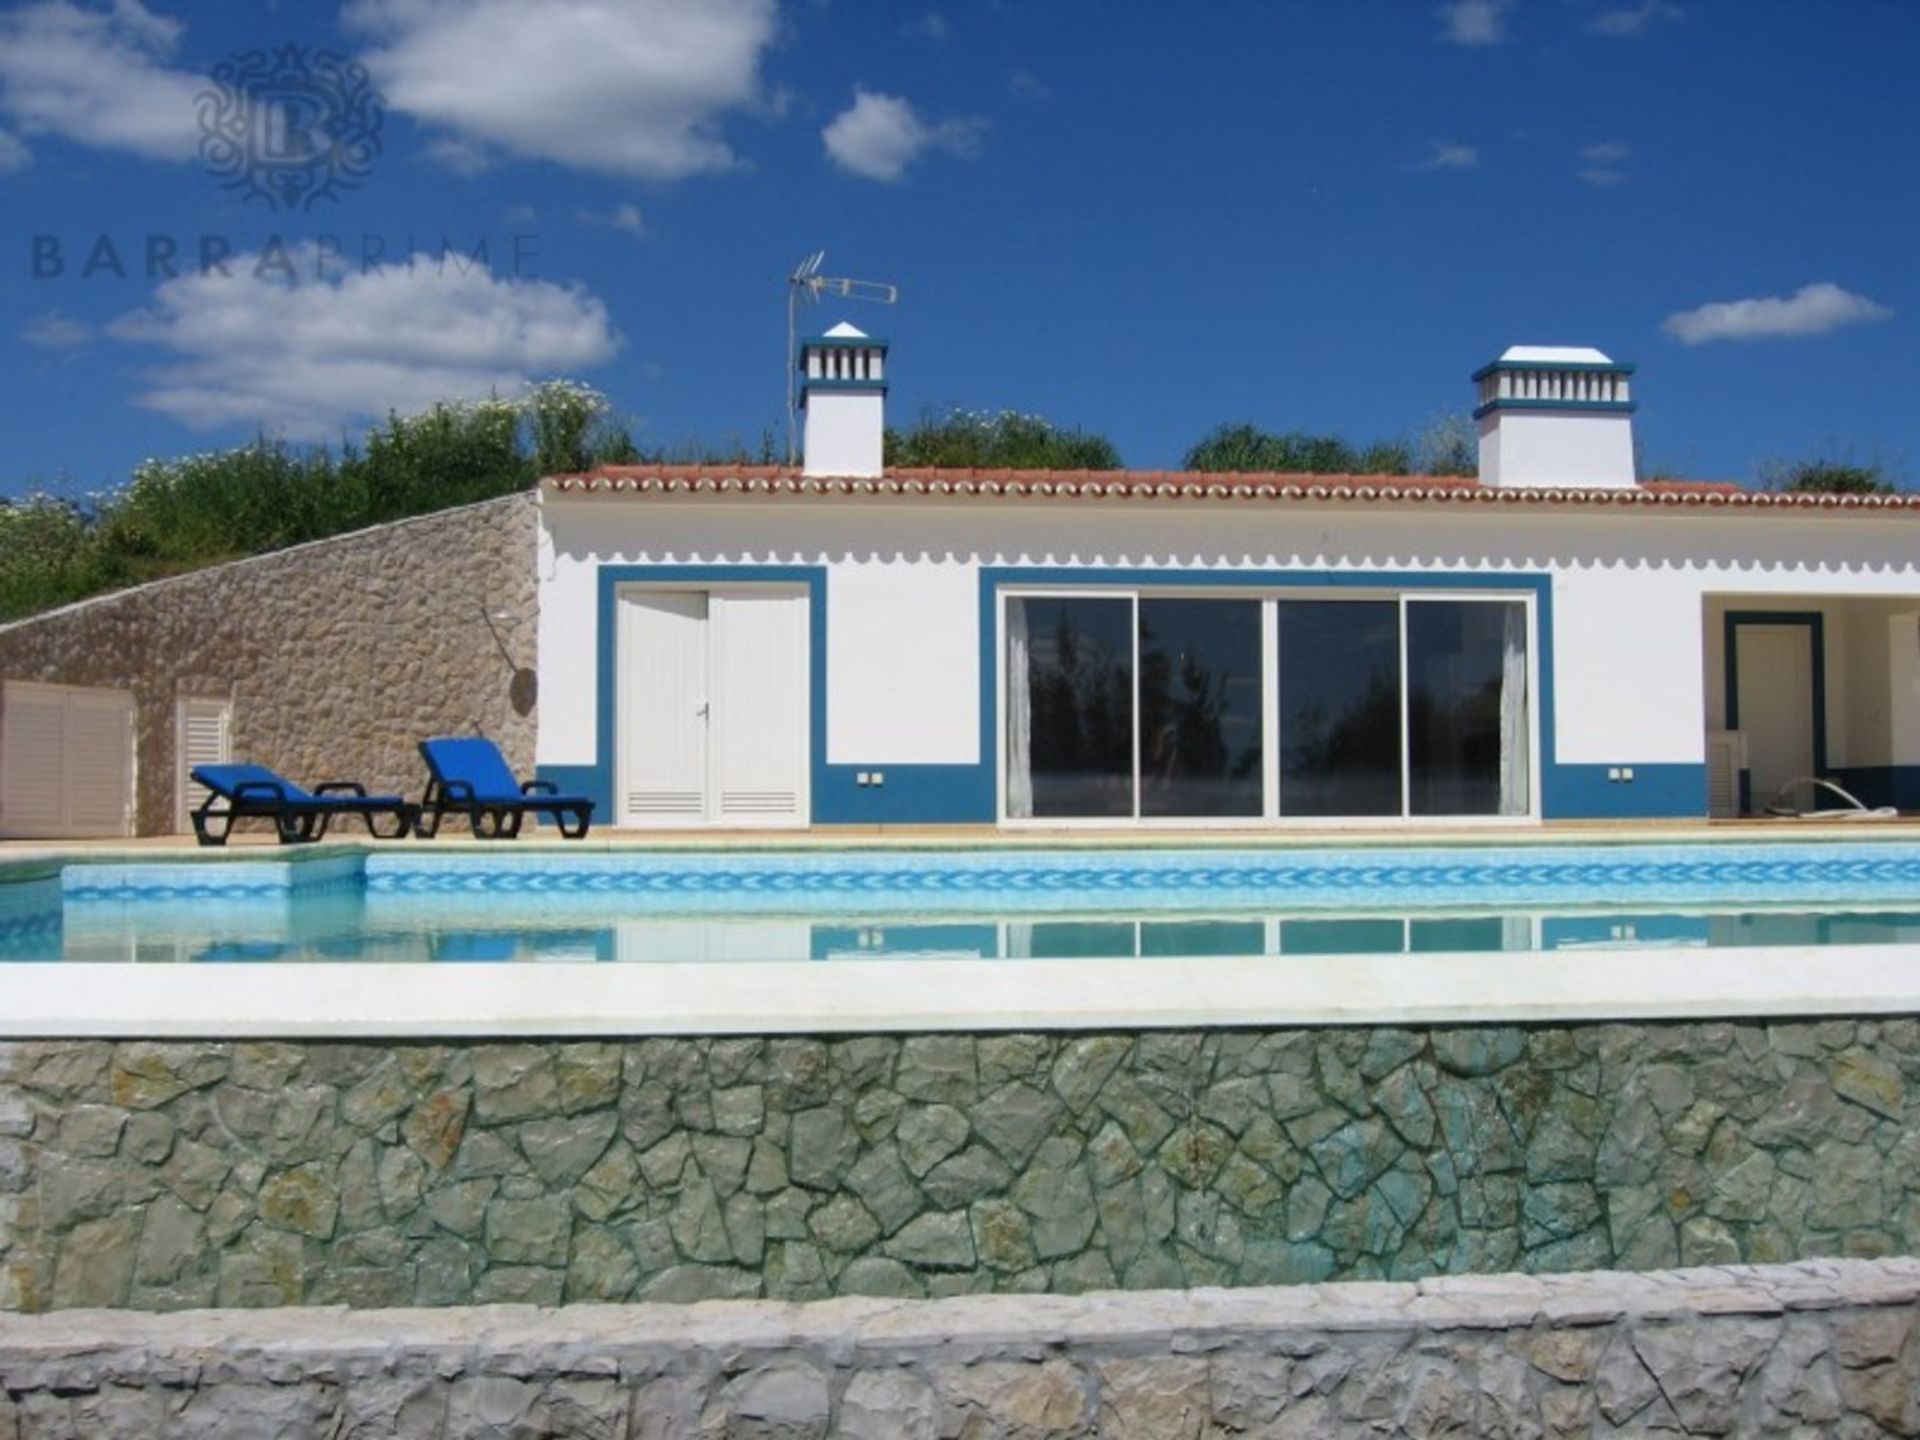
[801,391,884,479]
[825,559,978,763]
[537,494,1920,771]
[1478,410,1636,490]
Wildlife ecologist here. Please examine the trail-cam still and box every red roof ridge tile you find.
[538,465,1919,514]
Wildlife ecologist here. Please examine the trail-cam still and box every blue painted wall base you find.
[816,765,994,824]
[1541,764,1707,821]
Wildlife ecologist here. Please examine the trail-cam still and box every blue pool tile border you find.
[28,841,1920,913]
[348,844,1920,914]
[59,854,363,903]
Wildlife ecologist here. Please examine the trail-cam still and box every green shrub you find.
[887,408,1121,470]
[1768,460,1894,495]
[0,382,630,623]
[1182,424,1412,474]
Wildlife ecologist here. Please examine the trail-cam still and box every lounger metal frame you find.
[415,774,594,840]
[190,779,419,847]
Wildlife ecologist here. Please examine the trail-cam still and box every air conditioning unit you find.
[1706,731,1747,819]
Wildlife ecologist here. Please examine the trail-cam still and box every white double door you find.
[618,587,811,828]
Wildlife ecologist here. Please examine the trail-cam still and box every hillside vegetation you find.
[1,384,646,623]
[0,397,1118,623]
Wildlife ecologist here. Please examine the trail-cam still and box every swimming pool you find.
[9,840,1920,965]
[8,838,1920,1037]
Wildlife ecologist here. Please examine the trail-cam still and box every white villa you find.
[533,329,1920,831]
[4,326,1920,839]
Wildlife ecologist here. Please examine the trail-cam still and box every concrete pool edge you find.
[7,943,1920,1037]
[10,816,1920,874]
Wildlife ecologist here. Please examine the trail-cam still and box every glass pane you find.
[1139,920,1267,957]
[1138,598,1264,817]
[1009,922,1138,959]
[1280,918,1407,955]
[1408,916,1513,953]
[1006,596,1135,818]
[1407,601,1529,816]
[1277,601,1402,816]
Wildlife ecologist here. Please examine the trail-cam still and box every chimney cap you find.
[1472,345,1635,382]
[800,322,890,359]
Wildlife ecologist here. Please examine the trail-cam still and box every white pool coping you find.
[4,943,1918,1037]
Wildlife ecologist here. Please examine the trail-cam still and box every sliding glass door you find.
[1006,596,1134,819]
[1138,598,1263,818]
[1407,600,1530,817]
[1276,601,1401,817]
[1003,588,1533,823]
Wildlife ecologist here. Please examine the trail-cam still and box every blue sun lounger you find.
[189,763,419,846]
[415,737,595,840]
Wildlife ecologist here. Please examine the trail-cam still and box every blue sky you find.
[2,0,1916,495]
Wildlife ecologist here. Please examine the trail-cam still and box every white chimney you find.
[800,321,887,478]
[1474,345,1637,489]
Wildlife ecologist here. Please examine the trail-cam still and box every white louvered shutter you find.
[176,697,233,832]
[2,682,136,838]
[0,684,66,834]
[66,690,135,835]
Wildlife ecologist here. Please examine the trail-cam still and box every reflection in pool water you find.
[9,884,1920,965]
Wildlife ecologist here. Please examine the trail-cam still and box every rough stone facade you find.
[4,1018,1918,1314]
[0,494,538,837]
[3,1258,1918,1437]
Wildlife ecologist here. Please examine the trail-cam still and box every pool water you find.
[14,901,1920,965]
[7,841,1920,965]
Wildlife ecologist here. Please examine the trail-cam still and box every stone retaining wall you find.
[4,1017,1917,1313]
[2,1258,1917,1436]
[0,494,538,836]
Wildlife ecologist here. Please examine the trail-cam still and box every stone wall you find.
[0,494,538,837]
[2,1258,1917,1436]
[4,1018,1917,1314]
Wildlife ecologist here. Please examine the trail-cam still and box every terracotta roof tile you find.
[539,465,1918,514]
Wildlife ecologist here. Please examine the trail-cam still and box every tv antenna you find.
[787,250,899,465]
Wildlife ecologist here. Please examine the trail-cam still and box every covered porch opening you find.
[1704,594,1920,817]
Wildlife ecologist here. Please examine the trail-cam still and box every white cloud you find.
[907,11,948,41]
[1007,70,1050,101]
[0,128,30,172]
[0,0,202,161]
[1438,0,1513,46]
[578,201,648,238]
[1424,140,1480,170]
[503,203,537,225]
[1662,282,1892,345]
[821,88,984,182]
[106,245,621,438]
[1578,139,1631,186]
[22,310,91,347]
[1589,0,1681,37]
[345,0,777,179]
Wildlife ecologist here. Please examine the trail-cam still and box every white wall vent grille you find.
[627,791,703,815]
[175,696,232,833]
[720,791,801,815]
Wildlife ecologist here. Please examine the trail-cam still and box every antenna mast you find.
[787,251,899,466]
